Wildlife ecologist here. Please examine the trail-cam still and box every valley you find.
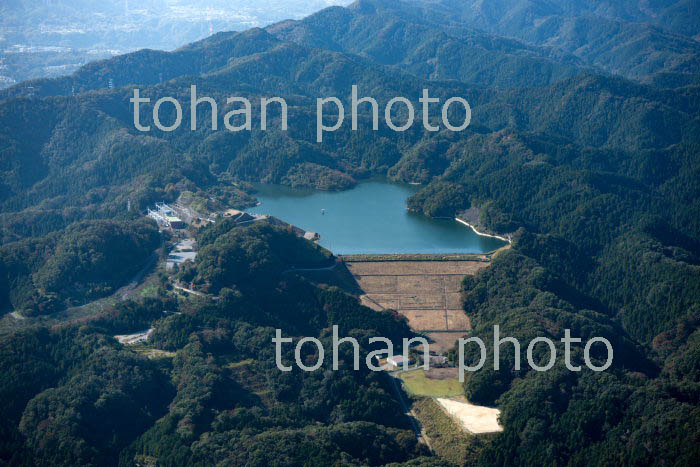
[0,0,698,465]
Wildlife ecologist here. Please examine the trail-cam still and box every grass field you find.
[411,398,488,466]
[399,369,463,397]
[132,346,176,359]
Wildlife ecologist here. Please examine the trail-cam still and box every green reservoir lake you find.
[248,181,507,254]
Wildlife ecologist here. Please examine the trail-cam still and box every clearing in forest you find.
[344,257,488,352]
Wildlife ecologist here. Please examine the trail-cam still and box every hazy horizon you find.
[0,0,352,88]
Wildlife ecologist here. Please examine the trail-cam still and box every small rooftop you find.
[387,355,410,367]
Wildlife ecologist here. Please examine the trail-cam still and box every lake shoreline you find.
[455,218,511,243]
[249,181,507,254]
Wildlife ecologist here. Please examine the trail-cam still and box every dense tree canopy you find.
[0,219,160,315]
[0,0,699,465]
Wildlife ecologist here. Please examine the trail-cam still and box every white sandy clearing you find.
[437,397,503,434]
[114,329,152,345]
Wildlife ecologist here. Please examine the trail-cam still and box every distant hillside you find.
[267,4,590,88]
[409,0,700,37]
[0,1,699,466]
[385,0,700,85]
[1,30,697,238]
[7,0,700,102]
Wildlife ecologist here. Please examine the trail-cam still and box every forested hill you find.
[1,25,697,234]
[267,3,590,88]
[6,0,700,101]
[393,0,700,86]
[0,219,160,316]
[399,0,700,38]
[0,0,698,465]
[8,0,698,100]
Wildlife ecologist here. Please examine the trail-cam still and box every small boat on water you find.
[321,209,325,215]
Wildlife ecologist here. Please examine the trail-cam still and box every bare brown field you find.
[401,310,448,330]
[426,332,468,353]
[446,310,471,330]
[361,294,401,310]
[444,276,464,292]
[396,275,445,293]
[354,275,399,293]
[446,293,462,309]
[359,295,385,311]
[345,261,489,276]
[400,294,446,310]
[346,259,487,334]
[426,368,460,380]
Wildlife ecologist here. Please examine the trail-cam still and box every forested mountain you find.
[0,0,699,465]
[396,0,700,85]
[407,0,700,38]
[4,0,700,103]
[267,3,589,88]
[0,219,160,315]
[2,21,697,239]
[0,223,424,466]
